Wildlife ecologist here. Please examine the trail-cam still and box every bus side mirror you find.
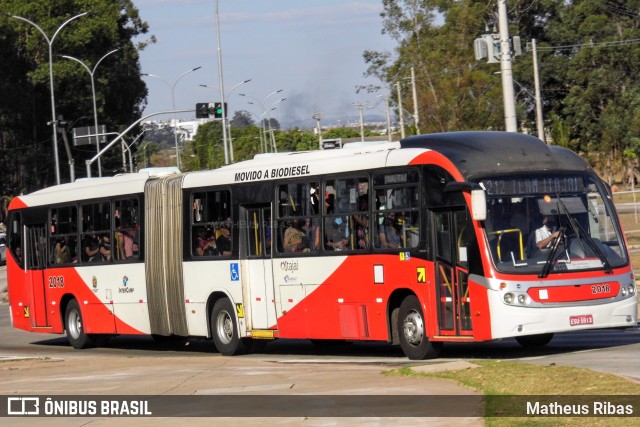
[471,189,487,221]
[443,181,487,221]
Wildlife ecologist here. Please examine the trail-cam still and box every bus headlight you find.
[517,294,528,305]
[629,284,636,295]
[621,288,627,297]
[503,293,514,304]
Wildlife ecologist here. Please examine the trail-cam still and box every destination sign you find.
[479,176,585,196]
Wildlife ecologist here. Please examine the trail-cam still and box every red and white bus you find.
[6,131,637,359]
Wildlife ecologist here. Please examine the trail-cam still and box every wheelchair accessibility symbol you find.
[230,263,239,281]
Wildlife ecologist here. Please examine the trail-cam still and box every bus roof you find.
[401,131,592,180]
[11,131,595,208]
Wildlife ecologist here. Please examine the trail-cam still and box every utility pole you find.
[396,82,405,139]
[411,67,420,134]
[379,94,392,142]
[498,0,517,132]
[531,39,545,142]
[312,112,322,150]
[353,103,369,143]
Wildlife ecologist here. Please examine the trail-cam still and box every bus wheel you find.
[515,333,554,348]
[398,295,442,360]
[64,299,94,349]
[210,298,245,355]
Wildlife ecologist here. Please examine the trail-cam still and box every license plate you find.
[569,314,593,326]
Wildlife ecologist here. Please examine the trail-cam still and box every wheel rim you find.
[68,309,82,339]
[403,309,424,347]
[215,309,233,345]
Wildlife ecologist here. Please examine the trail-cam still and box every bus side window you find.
[50,205,78,265]
[114,198,140,262]
[277,181,320,253]
[190,190,232,258]
[324,176,369,251]
[80,201,111,264]
[372,170,421,250]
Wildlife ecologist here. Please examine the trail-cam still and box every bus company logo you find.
[92,276,98,292]
[283,274,298,283]
[8,396,40,415]
[119,276,134,294]
[280,260,299,272]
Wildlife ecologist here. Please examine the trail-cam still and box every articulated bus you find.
[6,131,637,359]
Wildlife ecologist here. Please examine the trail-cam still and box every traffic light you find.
[213,102,227,119]
[195,102,227,119]
[196,103,211,118]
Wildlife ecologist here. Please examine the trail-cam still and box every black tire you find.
[210,298,246,355]
[515,333,554,348]
[398,295,442,360]
[64,299,94,349]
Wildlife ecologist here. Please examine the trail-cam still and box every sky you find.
[134,0,396,128]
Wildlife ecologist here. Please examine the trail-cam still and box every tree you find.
[365,1,640,180]
[0,0,151,192]
[365,0,504,133]
[230,110,255,128]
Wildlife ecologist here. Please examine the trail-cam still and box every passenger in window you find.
[216,222,232,256]
[82,232,100,262]
[195,228,218,256]
[116,219,137,260]
[54,238,70,264]
[352,195,369,249]
[324,193,348,250]
[378,212,402,248]
[306,217,321,251]
[325,216,349,251]
[13,245,23,264]
[284,219,309,252]
[98,234,112,261]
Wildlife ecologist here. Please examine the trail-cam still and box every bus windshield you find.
[478,174,628,275]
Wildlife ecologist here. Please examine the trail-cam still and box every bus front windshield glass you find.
[479,174,628,275]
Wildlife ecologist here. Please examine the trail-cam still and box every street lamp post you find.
[214,0,230,165]
[62,48,119,177]
[239,90,284,152]
[142,66,202,170]
[10,12,89,185]
[267,98,286,152]
[199,78,251,162]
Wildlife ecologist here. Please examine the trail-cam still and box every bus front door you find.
[25,225,49,327]
[240,206,276,330]
[434,209,473,337]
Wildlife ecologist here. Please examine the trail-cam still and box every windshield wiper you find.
[539,225,566,278]
[557,197,612,274]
